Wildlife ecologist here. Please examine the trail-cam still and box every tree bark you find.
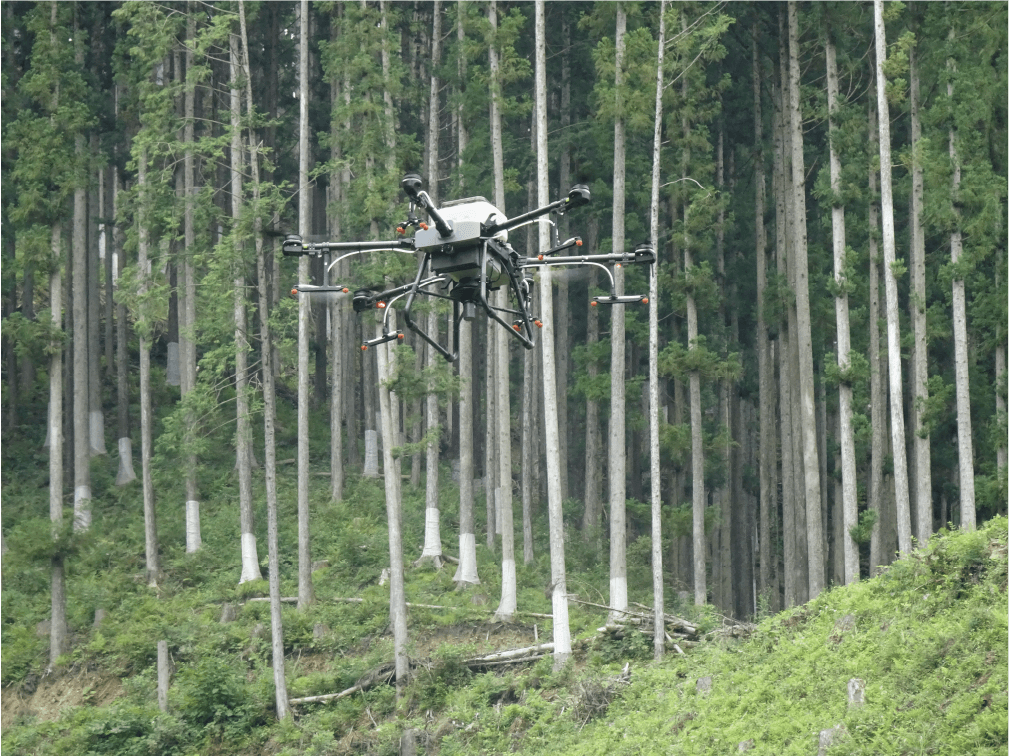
[240,1,288,718]
[648,0,667,659]
[873,0,913,553]
[609,2,629,619]
[297,0,315,607]
[232,32,257,580]
[683,23,705,607]
[867,98,885,573]
[137,147,159,587]
[454,317,481,587]
[825,34,859,584]
[535,0,572,669]
[908,30,932,546]
[752,26,774,607]
[376,316,409,694]
[182,9,201,551]
[946,36,976,532]
[72,128,91,532]
[49,216,67,670]
[787,1,825,597]
[112,153,136,486]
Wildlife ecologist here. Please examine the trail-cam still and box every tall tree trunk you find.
[88,141,105,457]
[182,11,201,551]
[240,0,287,717]
[487,0,515,619]
[419,41,443,563]
[48,216,67,670]
[376,317,409,694]
[454,317,481,586]
[112,157,136,486]
[648,0,667,659]
[137,147,159,587]
[72,129,90,532]
[456,0,468,188]
[908,30,932,546]
[946,34,976,531]
[683,26,705,606]
[232,32,258,580]
[715,123,732,613]
[535,0,572,669]
[297,0,315,607]
[787,1,825,597]
[825,34,859,584]
[773,70,797,608]
[868,98,885,573]
[753,26,774,607]
[555,12,572,504]
[874,0,913,552]
[609,2,629,619]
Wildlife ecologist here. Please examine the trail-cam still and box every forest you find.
[1,0,1007,749]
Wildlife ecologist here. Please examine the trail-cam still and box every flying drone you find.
[283,173,655,363]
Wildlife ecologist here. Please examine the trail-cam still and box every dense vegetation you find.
[1,1,1006,752]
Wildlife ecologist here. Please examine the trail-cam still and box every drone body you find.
[285,174,654,362]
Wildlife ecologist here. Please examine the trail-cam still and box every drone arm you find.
[283,235,415,257]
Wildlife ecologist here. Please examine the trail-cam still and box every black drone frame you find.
[284,174,655,363]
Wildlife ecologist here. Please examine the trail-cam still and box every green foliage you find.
[849,508,879,546]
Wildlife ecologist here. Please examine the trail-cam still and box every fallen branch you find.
[289,684,362,705]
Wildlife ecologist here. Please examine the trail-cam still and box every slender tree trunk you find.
[454,318,481,586]
[137,148,159,587]
[240,0,287,718]
[556,12,572,504]
[376,317,409,694]
[48,217,67,670]
[873,1,913,552]
[825,35,859,584]
[753,27,774,607]
[419,87,443,561]
[73,130,91,532]
[297,0,315,607]
[112,158,136,486]
[609,2,629,619]
[773,72,797,608]
[648,0,667,659]
[535,0,572,669]
[88,142,105,458]
[946,38,975,532]
[328,32,345,502]
[232,32,258,581]
[787,1,825,597]
[715,123,732,613]
[868,99,885,573]
[681,37,706,606]
[522,336,535,565]
[182,10,201,551]
[494,291,516,619]
[908,32,932,546]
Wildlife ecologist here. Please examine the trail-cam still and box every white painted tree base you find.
[73,486,91,531]
[115,437,137,485]
[89,409,107,455]
[185,500,202,553]
[363,430,379,477]
[239,532,262,583]
[453,533,480,585]
[166,342,180,386]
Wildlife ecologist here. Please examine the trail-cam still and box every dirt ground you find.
[1,667,123,731]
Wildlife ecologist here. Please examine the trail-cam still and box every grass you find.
[1,386,1006,755]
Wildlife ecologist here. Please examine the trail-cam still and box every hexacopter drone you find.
[283,173,655,362]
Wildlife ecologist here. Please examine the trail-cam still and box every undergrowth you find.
[2,388,1006,756]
